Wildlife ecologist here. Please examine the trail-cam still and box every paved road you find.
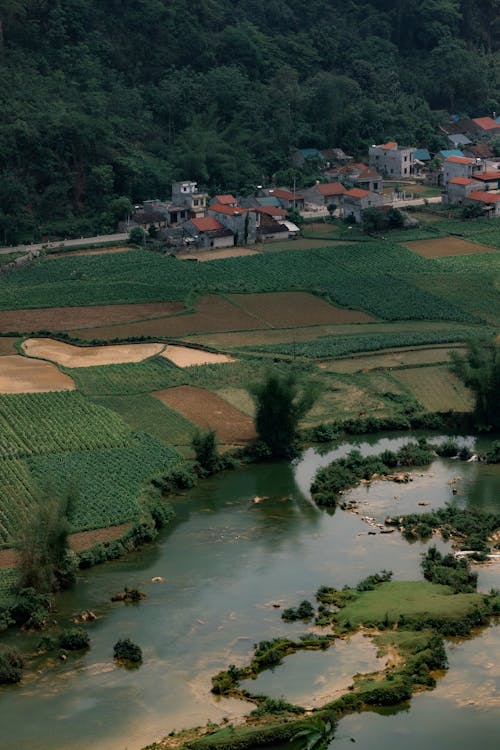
[0,232,129,255]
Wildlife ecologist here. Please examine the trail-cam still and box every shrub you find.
[58,627,90,650]
[0,648,24,684]
[10,588,53,629]
[113,638,142,663]
[282,600,315,622]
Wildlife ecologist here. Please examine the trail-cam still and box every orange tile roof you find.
[215,194,237,205]
[381,141,398,150]
[345,187,371,198]
[468,191,500,203]
[210,204,247,216]
[269,188,305,200]
[315,182,347,196]
[445,155,474,164]
[472,117,500,131]
[254,206,288,217]
[449,177,475,185]
[473,171,500,181]
[191,216,224,232]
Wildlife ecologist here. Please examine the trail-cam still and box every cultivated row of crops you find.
[249,327,491,359]
[0,391,132,459]
[0,459,35,544]
[68,357,187,396]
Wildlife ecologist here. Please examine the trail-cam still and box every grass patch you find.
[393,365,474,412]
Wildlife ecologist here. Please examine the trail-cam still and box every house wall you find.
[208,210,257,244]
[369,147,415,177]
[447,182,482,204]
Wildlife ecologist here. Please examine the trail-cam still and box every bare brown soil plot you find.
[46,246,135,259]
[161,345,236,367]
[0,301,184,333]
[22,338,164,367]
[392,366,474,412]
[180,247,260,261]
[404,237,496,258]
[71,295,269,340]
[0,338,18,356]
[154,385,256,444]
[229,292,375,327]
[0,355,75,393]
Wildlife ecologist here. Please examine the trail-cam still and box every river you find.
[0,433,499,750]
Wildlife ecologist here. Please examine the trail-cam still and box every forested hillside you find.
[0,0,499,242]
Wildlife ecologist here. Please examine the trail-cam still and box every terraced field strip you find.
[46,246,135,259]
[391,365,474,412]
[71,294,270,341]
[0,355,75,393]
[69,357,186,396]
[161,345,236,367]
[154,385,257,444]
[228,292,376,327]
[404,237,496,258]
[0,301,184,332]
[22,338,165,367]
[180,247,260,261]
[320,344,467,373]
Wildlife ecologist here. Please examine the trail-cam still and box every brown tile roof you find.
[381,141,398,150]
[472,117,500,131]
[315,182,347,196]
[254,206,288,217]
[191,217,224,232]
[446,156,475,164]
[210,204,247,216]
[345,188,371,198]
[449,177,476,185]
[473,171,500,181]
[468,191,500,203]
[214,194,238,205]
[269,188,305,200]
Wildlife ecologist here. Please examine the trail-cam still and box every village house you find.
[470,171,500,191]
[342,188,384,224]
[209,194,238,208]
[208,203,257,244]
[442,155,485,186]
[368,142,415,178]
[446,177,483,204]
[472,117,500,138]
[265,188,305,211]
[303,181,347,208]
[171,181,208,218]
[465,191,500,217]
[183,216,234,249]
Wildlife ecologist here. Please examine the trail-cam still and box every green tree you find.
[192,429,219,475]
[451,338,500,430]
[249,372,319,458]
[129,226,146,246]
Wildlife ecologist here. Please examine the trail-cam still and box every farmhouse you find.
[446,177,483,204]
[343,188,384,223]
[266,188,305,211]
[208,203,257,244]
[184,217,234,249]
[171,181,208,218]
[442,156,484,186]
[466,191,500,217]
[303,182,347,208]
[369,142,415,177]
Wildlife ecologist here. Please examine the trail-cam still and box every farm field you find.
[154,385,257,445]
[46,245,135,259]
[180,247,260,261]
[227,292,376,326]
[68,357,187,396]
[71,294,270,340]
[0,301,184,333]
[391,366,474,412]
[301,377,390,426]
[0,354,75,393]
[22,338,165,367]
[321,343,466,373]
[0,338,18,355]
[161,345,235,368]
[404,237,496,258]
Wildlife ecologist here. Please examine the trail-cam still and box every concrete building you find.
[446,177,483,204]
[443,156,484,186]
[369,142,415,177]
[171,181,208,218]
[184,217,234,248]
[208,204,257,244]
[342,188,384,223]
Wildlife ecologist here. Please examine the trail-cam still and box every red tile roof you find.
[210,204,247,216]
[381,141,398,150]
[473,171,500,181]
[345,188,371,198]
[191,217,224,232]
[254,206,288,217]
[468,191,500,203]
[214,194,238,205]
[449,177,475,185]
[269,188,305,200]
[445,156,474,164]
[315,182,347,196]
[472,117,500,131]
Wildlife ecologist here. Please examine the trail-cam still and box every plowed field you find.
[0,301,184,332]
[228,292,375,326]
[0,338,17,356]
[404,237,495,258]
[22,338,164,367]
[161,345,235,367]
[154,385,256,444]
[0,355,75,393]
[71,295,269,340]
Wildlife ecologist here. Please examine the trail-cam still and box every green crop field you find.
[0,569,18,608]
[0,459,36,543]
[28,433,182,532]
[0,391,132,459]
[67,357,187,396]
[247,327,488,359]
[92,394,198,450]
[392,366,474,412]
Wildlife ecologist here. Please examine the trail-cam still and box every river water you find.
[0,434,499,750]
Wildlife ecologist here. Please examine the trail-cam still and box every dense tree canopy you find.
[0,0,499,243]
